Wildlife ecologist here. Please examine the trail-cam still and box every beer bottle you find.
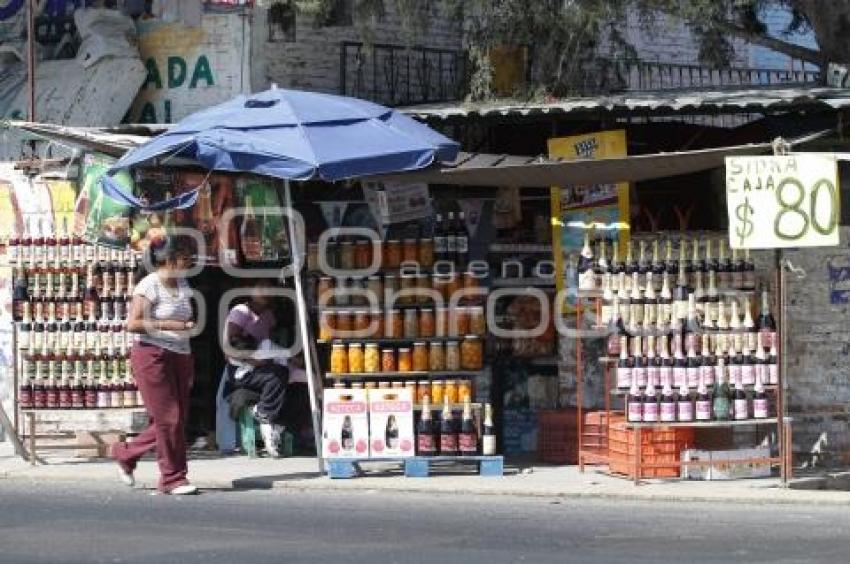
[439,394,458,456]
[458,396,477,456]
[481,403,496,456]
[417,395,437,456]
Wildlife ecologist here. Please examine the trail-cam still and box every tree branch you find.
[716,21,823,66]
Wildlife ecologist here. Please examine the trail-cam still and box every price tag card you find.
[726,154,840,249]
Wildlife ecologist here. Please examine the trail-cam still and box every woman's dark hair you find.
[134,234,196,282]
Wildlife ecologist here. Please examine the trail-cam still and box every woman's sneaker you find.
[167,484,199,495]
[259,422,284,458]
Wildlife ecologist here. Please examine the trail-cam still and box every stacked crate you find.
[608,415,694,478]
[537,408,578,464]
[581,410,610,463]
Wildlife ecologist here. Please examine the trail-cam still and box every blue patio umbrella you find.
[102,88,460,469]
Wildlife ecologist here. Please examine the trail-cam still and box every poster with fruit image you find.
[130,169,238,265]
[75,153,134,248]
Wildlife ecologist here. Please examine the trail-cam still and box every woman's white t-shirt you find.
[133,273,193,354]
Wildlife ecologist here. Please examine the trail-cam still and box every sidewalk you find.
[2,448,849,505]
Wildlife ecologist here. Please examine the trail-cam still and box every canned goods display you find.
[399,275,416,305]
[429,341,445,371]
[384,240,402,268]
[412,342,429,371]
[403,239,418,263]
[403,309,419,339]
[445,340,461,371]
[416,380,431,403]
[336,311,352,333]
[331,343,348,373]
[416,274,431,304]
[364,343,380,373]
[435,307,449,337]
[353,310,370,335]
[461,336,483,370]
[444,379,458,403]
[430,380,444,404]
[381,349,396,372]
[348,343,364,373]
[469,306,486,335]
[340,242,355,270]
[458,379,473,402]
[355,240,372,269]
[397,348,412,372]
[454,308,470,336]
[369,310,383,338]
[319,311,335,341]
[366,276,383,304]
[419,308,435,337]
[386,309,403,338]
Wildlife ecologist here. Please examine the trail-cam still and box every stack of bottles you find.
[8,219,141,410]
[576,234,779,425]
[415,396,496,457]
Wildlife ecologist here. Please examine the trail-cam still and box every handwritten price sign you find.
[726,154,840,249]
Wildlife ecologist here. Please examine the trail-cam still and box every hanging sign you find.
[726,154,840,249]
[362,181,432,225]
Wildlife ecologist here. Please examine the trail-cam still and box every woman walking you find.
[111,236,198,495]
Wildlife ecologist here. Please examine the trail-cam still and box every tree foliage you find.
[293,0,843,99]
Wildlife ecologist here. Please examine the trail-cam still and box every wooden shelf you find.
[326,370,485,379]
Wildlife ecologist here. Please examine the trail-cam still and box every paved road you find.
[0,479,844,563]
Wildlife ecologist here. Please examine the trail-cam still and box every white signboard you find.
[362,181,432,225]
[725,154,840,249]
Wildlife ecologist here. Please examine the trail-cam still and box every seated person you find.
[224,278,289,457]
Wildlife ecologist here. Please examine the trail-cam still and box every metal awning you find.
[372,130,832,187]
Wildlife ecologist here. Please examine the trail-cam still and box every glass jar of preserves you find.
[384,240,402,268]
[340,241,355,270]
[458,379,473,402]
[354,311,370,336]
[351,382,364,389]
[318,311,335,341]
[445,273,461,303]
[333,382,346,389]
[334,278,350,306]
[397,348,412,372]
[403,308,419,339]
[416,273,431,305]
[445,340,461,371]
[419,308,435,337]
[348,343,364,373]
[355,240,371,269]
[405,380,417,398]
[366,276,383,305]
[364,343,380,373]
[330,343,348,374]
[416,380,431,403]
[418,238,434,268]
[378,381,391,389]
[368,310,383,338]
[435,307,449,337]
[399,274,416,305]
[374,240,383,270]
[307,243,320,271]
[469,306,486,336]
[336,311,352,334]
[429,341,445,371]
[412,342,428,371]
[364,381,377,390]
[445,379,458,404]
[390,381,403,389]
[317,277,334,305]
[383,274,398,303]
[381,349,396,372]
[350,278,368,306]
[402,239,419,264]
[430,380,444,405]
[463,271,481,292]
[432,274,449,302]
[386,309,403,338]
[325,241,339,269]
[461,336,483,370]
[454,307,470,336]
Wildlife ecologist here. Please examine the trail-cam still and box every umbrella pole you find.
[283,180,324,474]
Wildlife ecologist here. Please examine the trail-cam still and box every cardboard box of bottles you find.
[681,448,772,480]
[367,388,415,458]
[322,389,370,459]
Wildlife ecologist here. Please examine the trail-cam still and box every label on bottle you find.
[760,329,774,350]
[686,367,700,388]
[634,366,647,387]
[677,400,694,422]
[46,245,56,263]
[627,400,643,422]
[695,399,711,420]
[440,433,458,454]
[701,364,714,386]
[660,366,673,386]
[753,398,769,419]
[33,245,44,264]
[734,399,748,420]
[97,390,110,408]
[729,364,742,384]
[643,401,659,422]
[456,236,469,254]
[713,396,730,420]
[768,362,778,385]
[660,401,676,422]
[459,432,477,454]
[647,367,660,388]
[616,367,632,389]
[742,364,756,386]
[673,366,686,388]
[482,435,496,456]
[417,432,436,455]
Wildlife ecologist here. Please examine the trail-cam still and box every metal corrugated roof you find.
[401,86,850,121]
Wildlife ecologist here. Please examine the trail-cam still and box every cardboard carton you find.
[322,389,370,459]
[368,388,415,458]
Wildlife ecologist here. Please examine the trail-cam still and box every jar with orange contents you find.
[454,308,470,336]
[353,311,370,336]
[416,380,430,403]
[445,340,460,370]
[461,336,483,370]
[386,309,403,338]
[397,348,412,372]
[418,308,435,337]
[430,380,444,405]
[348,343,364,373]
[469,306,486,335]
[392,381,405,389]
[339,241,355,270]
[402,239,418,264]
[355,240,371,269]
[364,343,380,373]
[383,275,398,304]
[384,240,402,268]
[458,379,473,402]
[381,348,396,372]
[403,309,418,339]
[416,274,431,305]
[317,277,334,305]
[462,271,481,296]
[318,311,335,341]
[435,307,449,337]
[418,238,434,268]
[336,311,352,334]
[444,380,458,404]
[366,276,383,305]
[446,273,462,302]
[412,342,428,371]
[428,341,445,371]
[433,274,450,302]
[399,274,416,305]
[405,380,417,399]
[368,310,383,338]
[330,343,348,374]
